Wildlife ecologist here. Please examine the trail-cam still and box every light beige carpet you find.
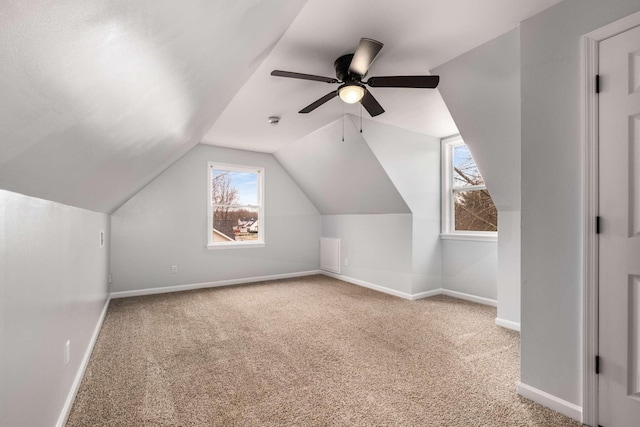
[67,275,581,426]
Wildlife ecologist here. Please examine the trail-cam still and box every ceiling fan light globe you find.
[338,85,365,104]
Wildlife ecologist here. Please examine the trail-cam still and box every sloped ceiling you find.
[0,0,306,213]
[434,28,521,211]
[274,117,410,215]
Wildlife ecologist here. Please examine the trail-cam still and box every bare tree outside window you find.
[212,171,239,218]
[451,145,497,232]
[209,165,263,245]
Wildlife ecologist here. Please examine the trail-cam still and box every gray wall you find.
[322,214,414,294]
[110,145,321,292]
[441,240,498,300]
[275,116,419,295]
[0,190,109,427]
[278,115,498,298]
[360,117,442,294]
[279,116,447,296]
[433,28,521,212]
[520,0,640,406]
[497,210,520,323]
[434,28,521,327]
[274,118,410,215]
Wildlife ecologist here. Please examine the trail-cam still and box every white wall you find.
[110,144,321,292]
[434,28,521,327]
[359,117,442,294]
[322,214,413,294]
[0,189,109,427]
[520,0,640,407]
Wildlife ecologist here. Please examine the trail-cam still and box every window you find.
[441,135,497,240]
[207,162,264,249]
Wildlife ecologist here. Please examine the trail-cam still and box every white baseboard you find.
[113,271,499,309]
[56,296,111,427]
[320,273,497,306]
[110,270,323,299]
[410,289,442,300]
[495,317,521,331]
[440,289,497,307]
[321,271,415,300]
[517,382,582,423]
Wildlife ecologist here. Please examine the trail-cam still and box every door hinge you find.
[595,74,600,93]
[596,216,601,234]
[595,355,600,374]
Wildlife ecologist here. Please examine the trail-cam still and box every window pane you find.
[453,145,485,187]
[212,207,260,242]
[211,169,259,206]
[454,189,497,232]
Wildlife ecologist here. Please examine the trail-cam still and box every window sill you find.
[206,242,265,250]
[440,233,497,242]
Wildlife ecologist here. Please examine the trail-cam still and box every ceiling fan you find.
[271,38,439,117]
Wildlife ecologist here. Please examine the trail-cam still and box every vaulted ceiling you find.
[0,0,562,213]
[203,0,562,153]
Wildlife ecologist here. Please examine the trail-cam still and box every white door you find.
[599,24,640,427]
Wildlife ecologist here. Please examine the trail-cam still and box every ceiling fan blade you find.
[366,75,440,88]
[360,90,385,117]
[348,38,384,77]
[299,91,338,113]
[271,70,338,84]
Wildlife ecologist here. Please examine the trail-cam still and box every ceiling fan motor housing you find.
[334,54,360,82]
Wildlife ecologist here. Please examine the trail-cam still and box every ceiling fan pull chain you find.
[360,104,363,133]
[342,104,345,142]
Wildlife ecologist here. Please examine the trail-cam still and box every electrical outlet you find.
[64,340,70,366]
[108,274,113,284]
[171,265,178,274]
[344,258,349,266]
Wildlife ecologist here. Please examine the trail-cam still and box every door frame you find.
[581,11,640,426]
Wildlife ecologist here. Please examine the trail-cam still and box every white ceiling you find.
[202,0,562,153]
[0,0,562,213]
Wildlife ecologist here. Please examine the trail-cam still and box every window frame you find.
[206,162,265,250]
[441,135,497,242]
